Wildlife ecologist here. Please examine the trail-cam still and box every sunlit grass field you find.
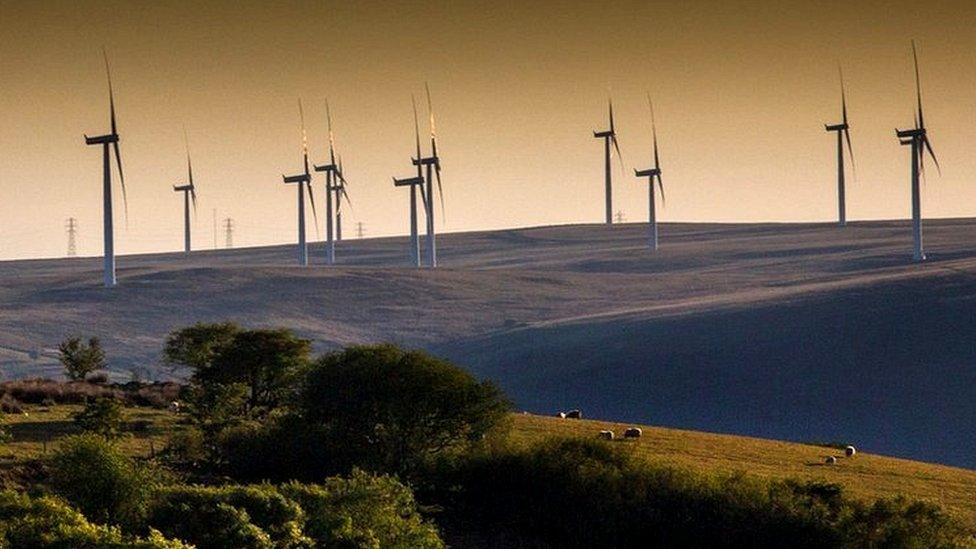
[3,406,974,528]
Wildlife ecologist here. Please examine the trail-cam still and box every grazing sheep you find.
[566,409,582,419]
[623,427,642,439]
[557,411,567,419]
[598,430,614,440]
[825,456,837,465]
[845,445,856,457]
[168,401,181,414]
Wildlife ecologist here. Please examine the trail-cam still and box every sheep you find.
[825,456,837,465]
[845,445,856,457]
[566,409,582,419]
[168,401,181,414]
[598,430,614,440]
[623,427,642,439]
[556,411,567,419]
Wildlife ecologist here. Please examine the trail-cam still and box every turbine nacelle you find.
[634,168,660,178]
[313,163,338,173]
[411,156,438,167]
[173,184,193,192]
[896,128,925,139]
[84,133,119,145]
[593,130,614,139]
[393,176,424,187]
[283,173,310,184]
[824,123,848,132]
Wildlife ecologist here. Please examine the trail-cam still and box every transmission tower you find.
[614,210,626,224]
[223,218,234,249]
[356,222,365,239]
[65,218,78,257]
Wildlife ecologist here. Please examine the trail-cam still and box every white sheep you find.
[566,409,582,419]
[598,430,614,440]
[557,411,567,419]
[623,427,642,439]
[845,445,856,457]
[168,401,181,413]
[825,456,837,465]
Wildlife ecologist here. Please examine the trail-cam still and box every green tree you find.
[48,434,164,529]
[73,396,125,438]
[58,336,106,381]
[204,329,311,414]
[163,322,241,376]
[300,344,510,476]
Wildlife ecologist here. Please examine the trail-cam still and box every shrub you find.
[58,336,106,381]
[148,484,308,549]
[48,434,164,529]
[0,414,10,444]
[299,344,510,477]
[0,490,189,547]
[280,469,444,549]
[436,437,971,548]
[73,396,125,437]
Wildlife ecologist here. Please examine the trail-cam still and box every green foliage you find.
[0,490,189,548]
[299,344,510,477]
[147,473,443,549]
[57,336,106,381]
[164,324,310,426]
[73,396,125,437]
[280,469,444,549]
[0,414,11,444]
[436,437,971,548]
[47,434,164,529]
[163,321,241,374]
[148,484,307,549]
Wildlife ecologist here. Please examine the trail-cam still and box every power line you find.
[65,217,78,257]
[356,221,365,239]
[614,210,626,223]
[223,218,234,249]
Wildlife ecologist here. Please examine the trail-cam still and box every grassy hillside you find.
[509,414,976,528]
[2,404,974,529]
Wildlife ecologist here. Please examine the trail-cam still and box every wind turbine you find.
[825,67,855,227]
[634,96,665,251]
[895,40,941,262]
[593,97,624,224]
[333,155,352,243]
[412,83,445,268]
[282,99,318,266]
[173,129,197,253]
[393,96,427,267]
[84,50,128,288]
[312,100,348,265]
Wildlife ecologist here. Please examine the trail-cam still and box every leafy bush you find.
[435,437,971,548]
[48,434,164,529]
[73,396,125,437]
[280,469,444,549]
[147,473,443,549]
[148,484,307,549]
[58,336,106,381]
[0,378,180,408]
[0,490,188,547]
[298,344,510,477]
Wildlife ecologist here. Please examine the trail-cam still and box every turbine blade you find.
[657,174,666,207]
[190,187,197,217]
[103,49,127,227]
[435,162,445,222]
[923,137,941,176]
[912,40,924,129]
[425,82,436,140]
[307,181,319,237]
[608,98,615,134]
[839,65,849,126]
[418,183,430,217]
[184,126,194,187]
[648,95,660,169]
[340,185,353,212]
[326,98,336,164]
[844,127,856,179]
[612,134,625,173]
[412,95,422,174]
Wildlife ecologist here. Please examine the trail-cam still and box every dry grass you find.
[510,413,976,528]
[0,405,184,464]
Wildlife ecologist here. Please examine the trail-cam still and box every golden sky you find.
[1,0,975,259]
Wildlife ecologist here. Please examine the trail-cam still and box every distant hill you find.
[2,219,975,468]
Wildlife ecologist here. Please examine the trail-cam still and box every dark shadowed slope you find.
[1,220,975,467]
